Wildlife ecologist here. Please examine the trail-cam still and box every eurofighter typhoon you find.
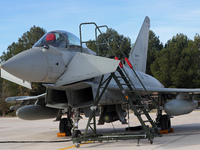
[1,17,200,140]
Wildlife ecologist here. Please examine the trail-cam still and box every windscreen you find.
[33,32,67,48]
[33,30,81,48]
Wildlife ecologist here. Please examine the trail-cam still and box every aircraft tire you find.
[160,115,171,131]
[59,118,72,136]
[72,130,82,145]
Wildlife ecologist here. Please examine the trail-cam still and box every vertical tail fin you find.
[128,16,150,73]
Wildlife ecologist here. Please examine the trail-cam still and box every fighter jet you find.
[1,16,200,136]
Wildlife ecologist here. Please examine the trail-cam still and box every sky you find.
[1,0,200,55]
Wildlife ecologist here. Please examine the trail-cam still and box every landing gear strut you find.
[71,108,82,147]
[156,94,171,132]
[71,108,82,136]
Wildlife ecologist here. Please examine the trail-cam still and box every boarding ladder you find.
[72,22,161,147]
[111,66,161,139]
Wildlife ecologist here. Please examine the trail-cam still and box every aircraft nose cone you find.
[2,49,49,82]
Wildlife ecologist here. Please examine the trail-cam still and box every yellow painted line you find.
[58,141,94,150]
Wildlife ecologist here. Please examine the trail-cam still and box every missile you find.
[164,99,198,116]
[16,105,59,120]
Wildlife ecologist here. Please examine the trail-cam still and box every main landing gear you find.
[59,118,73,136]
[156,94,172,132]
[160,115,171,131]
[156,114,171,131]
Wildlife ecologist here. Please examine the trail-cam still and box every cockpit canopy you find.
[33,30,81,48]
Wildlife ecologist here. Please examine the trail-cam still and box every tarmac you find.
[0,111,200,150]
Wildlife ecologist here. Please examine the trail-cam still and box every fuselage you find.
[2,30,164,107]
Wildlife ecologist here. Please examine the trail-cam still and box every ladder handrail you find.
[79,22,98,53]
[79,22,115,57]
[79,21,158,114]
[118,67,146,105]
[79,21,158,109]
[129,66,159,108]
[111,34,158,108]
[98,28,158,108]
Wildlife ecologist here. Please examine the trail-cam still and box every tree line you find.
[0,25,200,116]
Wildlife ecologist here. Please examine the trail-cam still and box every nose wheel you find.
[72,130,82,148]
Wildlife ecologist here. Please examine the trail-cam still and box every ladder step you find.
[143,120,153,123]
[140,112,148,115]
[115,76,126,78]
[120,84,131,86]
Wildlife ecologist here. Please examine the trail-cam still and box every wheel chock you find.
[57,132,66,137]
[159,128,174,134]
[159,130,169,134]
[170,128,174,133]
